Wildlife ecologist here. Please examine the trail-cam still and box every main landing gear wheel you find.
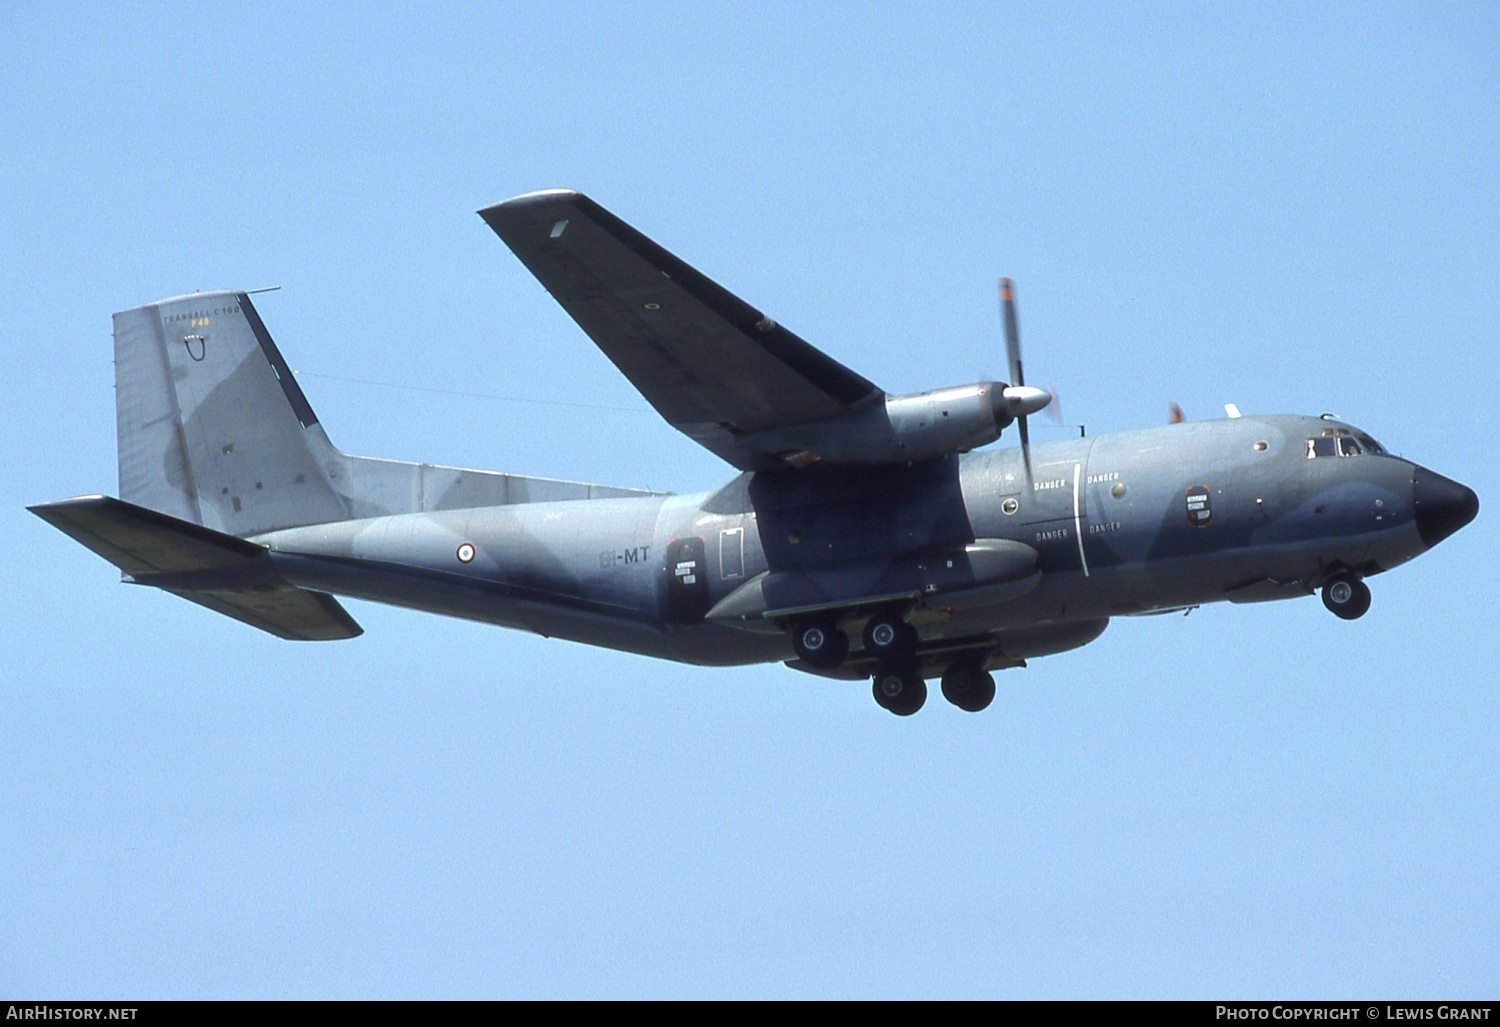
[1321,572,1371,620]
[863,612,918,663]
[940,662,996,713]
[872,667,927,716]
[791,618,849,669]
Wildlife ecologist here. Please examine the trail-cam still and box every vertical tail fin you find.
[114,291,352,536]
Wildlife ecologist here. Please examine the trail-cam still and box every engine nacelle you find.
[881,382,1012,458]
[744,381,1042,467]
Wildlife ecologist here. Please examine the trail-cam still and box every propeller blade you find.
[999,277,1033,476]
[1000,277,1024,388]
[1017,409,1032,475]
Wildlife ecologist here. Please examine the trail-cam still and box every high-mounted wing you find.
[479,191,883,471]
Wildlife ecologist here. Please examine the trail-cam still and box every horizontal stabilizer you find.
[163,586,362,642]
[30,494,266,575]
[29,496,361,641]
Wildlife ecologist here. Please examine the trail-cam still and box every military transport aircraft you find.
[30,190,1479,715]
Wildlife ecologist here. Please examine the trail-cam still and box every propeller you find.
[1043,384,1063,424]
[998,278,1051,473]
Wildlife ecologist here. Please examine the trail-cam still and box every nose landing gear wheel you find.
[791,618,849,669]
[940,662,996,713]
[872,667,927,716]
[1321,573,1371,620]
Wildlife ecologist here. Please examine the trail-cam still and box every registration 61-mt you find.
[31,191,1479,715]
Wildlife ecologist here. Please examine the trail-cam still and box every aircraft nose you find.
[1413,466,1479,549]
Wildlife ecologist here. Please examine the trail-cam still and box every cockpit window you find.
[1306,430,1365,459]
[1355,432,1386,454]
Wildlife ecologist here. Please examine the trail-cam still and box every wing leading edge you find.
[479,190,883,471]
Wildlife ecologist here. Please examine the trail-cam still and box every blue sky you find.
[4,1,1496,999]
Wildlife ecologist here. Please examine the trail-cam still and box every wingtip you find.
[477,188,585,218]
[29,494,112,515]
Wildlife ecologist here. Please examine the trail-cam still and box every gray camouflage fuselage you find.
[250,412,1435,675]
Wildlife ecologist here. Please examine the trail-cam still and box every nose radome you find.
[1413,466,1479,550]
